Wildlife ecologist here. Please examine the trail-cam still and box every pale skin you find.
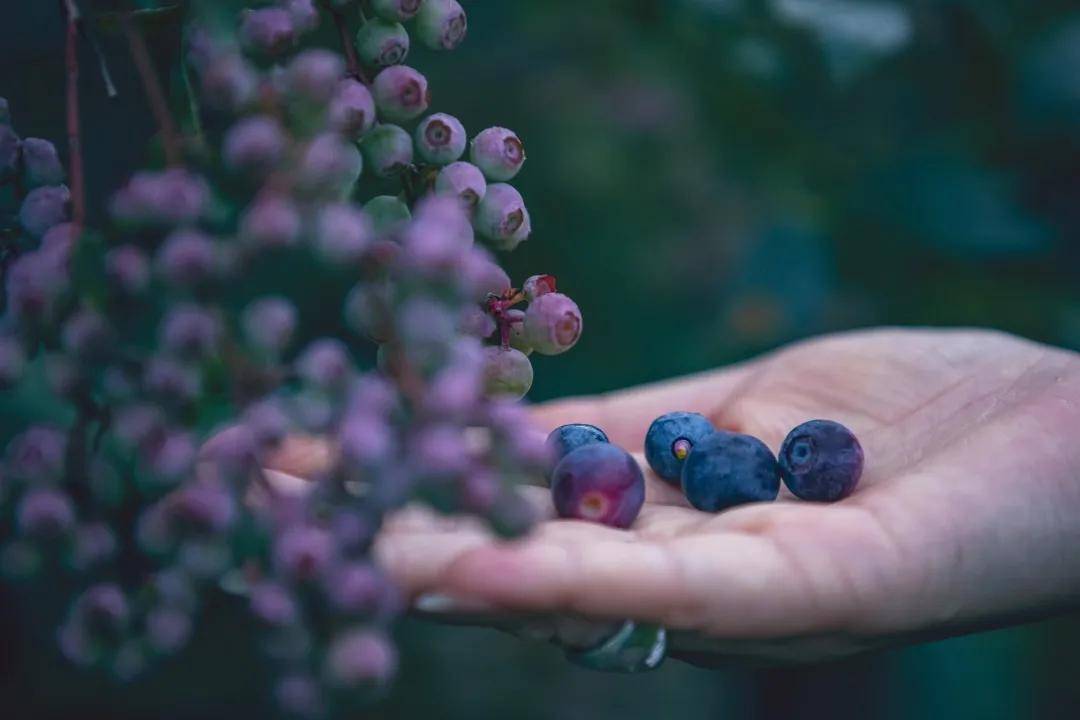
[265,328,1080,666]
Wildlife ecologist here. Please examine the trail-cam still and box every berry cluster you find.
[0,1,576,714]
[545,415,863,527]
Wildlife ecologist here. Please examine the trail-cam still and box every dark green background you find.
[3,0,1080,717]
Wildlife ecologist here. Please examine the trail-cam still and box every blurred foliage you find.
[3,0,1080,718]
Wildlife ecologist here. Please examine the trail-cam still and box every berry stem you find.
[63,0,86,233]
[122,13,184,167]
[320,0,371,85]
[180,28,206,151]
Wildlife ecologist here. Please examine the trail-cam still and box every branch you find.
[64,0,86,233]
[320,0,370,84]
[122,13,183,167]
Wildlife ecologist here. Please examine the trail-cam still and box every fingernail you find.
[412,592,496,615]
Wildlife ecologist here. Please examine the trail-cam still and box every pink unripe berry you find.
[156,229,218,286]
[239,8,296,57]
[356,18,410,69]
[105,246,150,294]
[524,292,582,355]
[414,113,467,165]
[316,203,374,265]
[21,138,65,188]
[435,161,487,208]
[372,65,430,122]
[523,274,557,301]
[460,247,511,301]
[222,116,287,177]
[326,630,398,687]
[470,127,525,181]
[243,296,298,355]
[285,49,346,105]
[416,0,468,51]
[240,195,302,249]
[361,124,414,177]
[482,346,533,399]
[372,0,421,22]
[474,183,528,248]
[329,79,377,140]
[110,170,210,228]
[297,338,352,388]
[296,134,363,198]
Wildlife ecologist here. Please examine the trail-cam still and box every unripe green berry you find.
[356,18,410,69]
[482,346,533,400]
[372,66,430,122]
[372,0,421,22]
[416,0,467,51]
[414,113,467,165]
[360,124,414,177]
[364,195,412,234]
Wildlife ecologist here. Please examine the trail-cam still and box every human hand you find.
[267,328,1080,665]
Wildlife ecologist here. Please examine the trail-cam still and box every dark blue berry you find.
[680,431,780,512]
[551,443,644,528]
[778,420,864,502]
[546,423,609,469]
[644,411,716,484]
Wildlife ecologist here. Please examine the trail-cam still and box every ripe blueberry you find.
[546,424,610,468]
[644,411,716,484]
[551,444,644,529]
[778,419,864,502]
[680,431,780,512]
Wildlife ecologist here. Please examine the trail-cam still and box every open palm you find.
[269,328,1080,664]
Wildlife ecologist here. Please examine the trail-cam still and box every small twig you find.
[320,0,370,84]
[83,21,118,98]
[63,0,86,233]
[180,32,205,149]
[122,13,183,166]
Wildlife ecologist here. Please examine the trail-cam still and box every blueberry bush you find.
[0,1,583,714]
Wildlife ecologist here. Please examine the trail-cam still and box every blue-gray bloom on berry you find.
[778,419,864,502]
[470,127,525,181]
[644,411,717,484]
[681,431,780,512]
[356,18,410,69]
[416,0,468,51]
[415,113,467,165]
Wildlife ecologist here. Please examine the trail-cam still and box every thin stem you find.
[84,22,119,99]
[320,0,370,84]
[122,13,183,167]
[180,36,205,149]
[63,0,86,233]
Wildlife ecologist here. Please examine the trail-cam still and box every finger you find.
[530,363,756,449]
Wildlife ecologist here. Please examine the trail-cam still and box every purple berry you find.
[372,0,421,22]
[345,282,394,342]
[778,419,864,502]
[240,8,296,57]
[275,675,324,718]
[145,608,192,654]
[435,161,486,208]
[19,185,70,238]
[61,308,112,360]
[4,249,68,322]
[250,582,299,626]
[326,629,398,687]
[482,346,533,399]
[21,138,65,188]
[199,54,258,112]
[372,65,430,122]
[460,248,511,301]
[326,563,386,615]
[275,525,334,581]
[283,0,320,33]
[523,292,582,356]
[415,113,467,165]
[5,426,66,483]
[474,183,528,248]
[296,133,363,198]
[72,523,118,570]
[223,116,287,176]
[551,444,644,529]
[297,338,352,388]
[105,246,150,294]
[110,169,210,227]
[470,127,525,181]
[360,123,414,177]
[156,229,218,286]
[356,18,410,68]
[547,424,610,468]
[285,49,345,105]
[681,431,780,512]
[0,125,20,183]
[316,203,373,265]
[17,489,76,539]
[415,0,467,51]
[240,195,302,249]
[329,79,377,140]
[160,305,221,359]
[644,411,717,484]
[459,306,496,339]
[146,431,198,484]
[243,296,298,354]
[522,274,557,301]
[143,356,202,404]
